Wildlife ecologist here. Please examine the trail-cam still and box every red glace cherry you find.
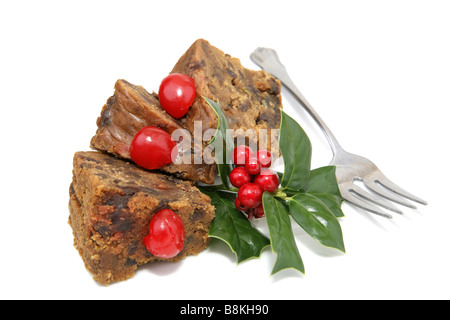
[143,209,185,259]
[159,73,196,118]
[254,169,280,193]
[238,183,263,209]
[129,126,178,170]
[229,166,251,188]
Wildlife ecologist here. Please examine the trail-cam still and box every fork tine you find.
[340,188,393,218]
[349,185,403,215]
[364,179,417,209]
[374,173,428,206]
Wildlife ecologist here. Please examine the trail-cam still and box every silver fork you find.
[250,47,427,218]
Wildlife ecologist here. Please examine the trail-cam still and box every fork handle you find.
[250,48,344,157]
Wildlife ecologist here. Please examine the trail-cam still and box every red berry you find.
[130,126,177,170]
[256,150,272,168]
[254,204,265,219]
[159,73,196,118]
[238,183,263,209]
[229,167,251,188]
[233,145,253,166]
[245,157,261,175]
[254,169,280,193]
[143,209,185,259]
[235,197,247,211]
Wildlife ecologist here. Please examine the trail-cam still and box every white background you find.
[1,0,449,300]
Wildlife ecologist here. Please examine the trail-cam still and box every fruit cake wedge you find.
[68,151,215,285]
[90,39,282,185]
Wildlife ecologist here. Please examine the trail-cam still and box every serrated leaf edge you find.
[208,234,271,265]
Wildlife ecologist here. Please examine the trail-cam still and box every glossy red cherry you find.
[143,209,185,259]
[233,145,253,166]
[245,157,261,175]
[229,167,251,188]
[254,169,280,193]
[158,73,196,118]
[238,183,263,209]
[256,149,272,168]
[129,126,177,170]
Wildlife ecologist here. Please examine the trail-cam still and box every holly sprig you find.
[201,98,345,275]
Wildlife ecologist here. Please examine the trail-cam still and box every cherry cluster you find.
[230,145,280,220]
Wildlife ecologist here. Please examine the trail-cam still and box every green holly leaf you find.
[202,189,270,263]
[263,192,305,275]
[203,97,235,190]
[305,166,344,217]
[305,193,345,218]
[306,166,342,197]
[289,193,345,252]
[279,111,312,191]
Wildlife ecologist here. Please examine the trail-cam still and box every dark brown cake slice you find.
[90,79,216,184]
[68,151,215,285]
[90,39,282,185]
[171,39,282,149]
[90,79,182,158]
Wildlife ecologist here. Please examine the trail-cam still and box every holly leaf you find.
[201,189,270,263]
[289,193,345,252]
[306,166,342,197]
[203,97,235,190]
[279,111,312,191]
[305,165,344,217]
[263,192,305,275]
[306,193,345,218]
